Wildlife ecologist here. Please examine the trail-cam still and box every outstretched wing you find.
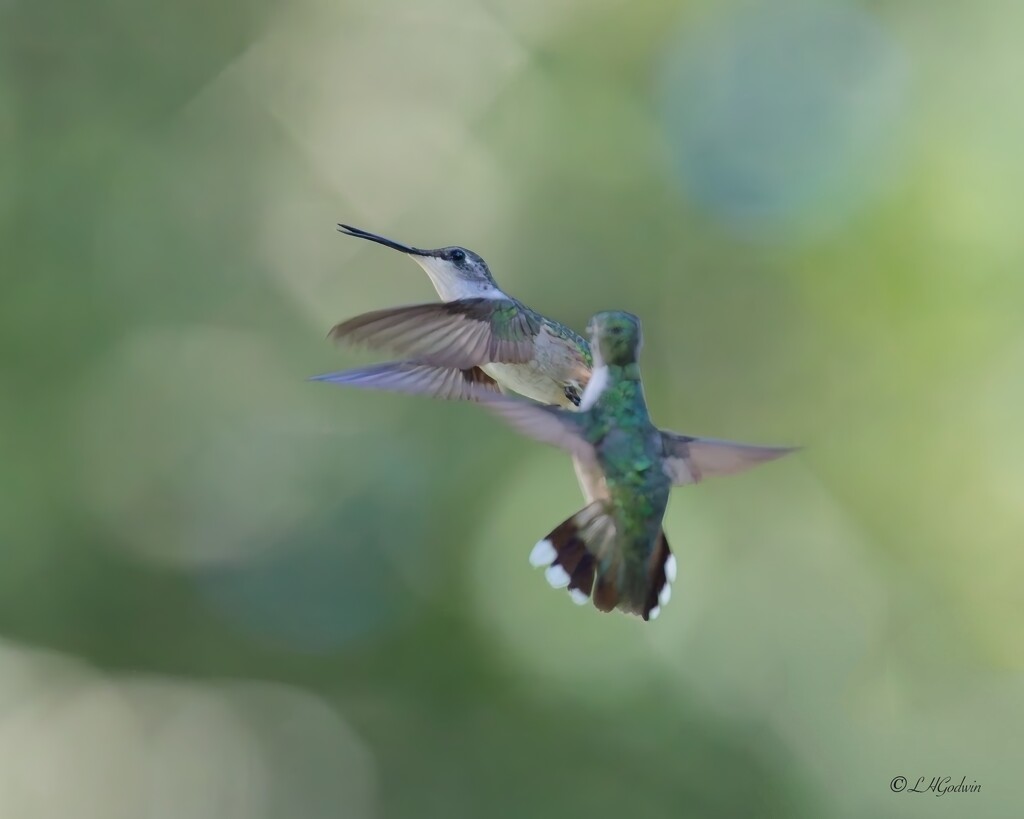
[309,361,501,402]
[472,390,594,463]
[328,299,539,368]
[661,432,797,485]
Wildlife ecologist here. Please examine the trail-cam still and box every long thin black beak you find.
[337,224,431,256]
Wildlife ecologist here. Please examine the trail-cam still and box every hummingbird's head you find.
[413,245,499,298]
[337,224,500,302]
[588,311,643,367]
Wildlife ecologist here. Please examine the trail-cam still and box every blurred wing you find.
[661,432,797,485]
[310,361,501,402]
[328,299,538,368]
[473,391,594,462]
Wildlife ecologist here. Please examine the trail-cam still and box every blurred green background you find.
[2,0,1023,816]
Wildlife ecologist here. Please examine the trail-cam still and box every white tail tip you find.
[544,564,571,589]
[664,555,677,583]
[529,539,556,567]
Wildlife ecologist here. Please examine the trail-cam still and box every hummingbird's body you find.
[471,311,794,620]
[577,374,673,610]
[482,321,590,409]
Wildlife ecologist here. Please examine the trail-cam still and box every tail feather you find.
[593,569,619,613]
[529,502,612,606]
[529,502,675,621]
[567,552,596,605]
[642,532,675,621]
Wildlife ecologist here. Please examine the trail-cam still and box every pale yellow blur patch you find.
[649,469,883,784]
[236,0,526,220]
[949,339,1024,665]
[0,640,375,819]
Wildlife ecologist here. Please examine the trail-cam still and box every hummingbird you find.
[467,310,794,620]
[316,224,592,408]
[312,225,792,511]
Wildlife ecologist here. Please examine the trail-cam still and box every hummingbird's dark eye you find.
[450,249,466,264]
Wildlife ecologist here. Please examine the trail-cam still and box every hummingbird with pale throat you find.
[315,224,592,407]
[312,225,792,511]
[468,310,788,620]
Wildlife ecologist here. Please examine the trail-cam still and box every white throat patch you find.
[578,365,609,411]
[412,256,504,302]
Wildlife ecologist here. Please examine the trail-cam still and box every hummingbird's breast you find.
[481,324,590,409]
[481,362,577,408]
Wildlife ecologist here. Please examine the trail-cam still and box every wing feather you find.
[310,362,501,402]
[661,432,797,485]
[471,390,595,463]
[328,299,538,368]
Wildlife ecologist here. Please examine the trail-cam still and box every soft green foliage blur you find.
[2,0,1023,816]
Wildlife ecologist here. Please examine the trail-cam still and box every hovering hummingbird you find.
[312,225,791,510]
[467,310,794,620]
[317,224,591,408]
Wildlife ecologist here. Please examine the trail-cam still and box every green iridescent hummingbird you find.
[468,310,788,620]
[311,225,792,515]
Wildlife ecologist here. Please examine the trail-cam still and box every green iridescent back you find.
[586,374,671,572]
